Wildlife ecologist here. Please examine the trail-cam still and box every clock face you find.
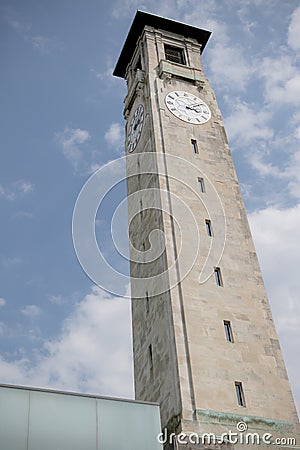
[127,104,144,152]
[165,91,211,124]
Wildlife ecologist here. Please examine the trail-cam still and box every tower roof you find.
[113,10,211,78]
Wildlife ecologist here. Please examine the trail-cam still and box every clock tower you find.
[114,11,299,448]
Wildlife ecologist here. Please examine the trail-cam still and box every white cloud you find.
[224,100,300,198]
[181,1,218,29]
[207,42,252,92]
[0,286,133,398]
[91,67,114,81]
[31,35,51,52]
[249,205,300,414]
[17,180,33,194]
[1,257,22,267]
[55,127,113,175]
[290,113,300,141]
[3,8,31,33]
[29,35,63,53]
[0,180,34,201]
[225,102,273,145]
[111,0,140,19]
[258,55,300,106]
[48,295,64,305]
[3,7,62,53]
[225,100,300,199]
[12,211,33,220]
[88,163,103,174]
[295,126,300,140]
[187,11,252,93]
[21,305,41,318]
[236,4,258,35]
[288,6,300,51]
[111,0,218,23]
[56,127,90,172]
[0,355,28,381]
[9,19,26,31]
[285,149,300,200]
[111,0,184,20]
[249,152,282,177]
[0,298,6,307]
[104,123,124,151]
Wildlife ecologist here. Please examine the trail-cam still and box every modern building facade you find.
[0,384,162,450]
[114,11,299,449]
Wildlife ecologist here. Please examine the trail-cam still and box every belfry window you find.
[164,44,186,65]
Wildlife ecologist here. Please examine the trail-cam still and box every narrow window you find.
[191,139,198,154]
[214,267,223,287]
[235,382,246,407]
[224,320,234,342]
[140,199,143,219]
[164,44,186,65]
[148,345,153,369]
[205,219,212,237]
[146,291,149,314]
[198,177,205,193]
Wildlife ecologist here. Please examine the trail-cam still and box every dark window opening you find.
[191,139,199,154]
[146,291,149,314]
[135,57,142,71]
[149,345,153,369]
[224,320,234,342]
[214,267,223,287]
[205,219,212,237]
[235,382,246,407]
[164,44,186,65]
[140,199,143,219]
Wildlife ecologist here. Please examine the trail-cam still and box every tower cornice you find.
[113,10,211,78]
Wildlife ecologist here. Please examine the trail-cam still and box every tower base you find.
[162,409,300,450]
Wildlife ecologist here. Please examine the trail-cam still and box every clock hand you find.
[186,103,201,110]
[186,106,201,114]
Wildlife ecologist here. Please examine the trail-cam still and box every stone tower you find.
[114,11,299,448]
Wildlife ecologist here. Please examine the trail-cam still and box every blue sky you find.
[1,0,300,416]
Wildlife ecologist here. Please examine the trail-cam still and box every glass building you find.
[0,384,162,450]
